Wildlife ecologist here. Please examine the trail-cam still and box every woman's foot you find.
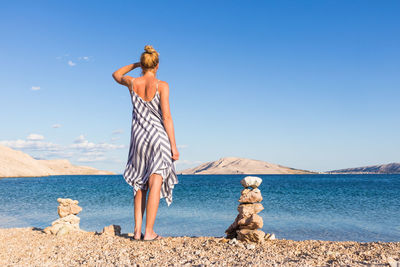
[133,232,144,240]
[143,231,163,241]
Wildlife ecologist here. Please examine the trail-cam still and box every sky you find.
[0,0,399,173]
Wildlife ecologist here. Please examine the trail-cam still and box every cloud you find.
[76,151,107,162]
[112,129,123,135]
[42,150,74,159]
[0,139,61,151]
[58,54,90,66]
[56,54,69,60]
[82,151,105,157]
[177,144,188,149]
[31,86,40,91]
[74,135,85,143]
[0,134,61,152]
[78,56,90,61]
[1,133,124,165]
[70,134,124,151]
[52,124,62,128]
[77,156,107,162]
[26,133,44,141]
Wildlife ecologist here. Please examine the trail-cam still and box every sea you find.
[0,174,399,242]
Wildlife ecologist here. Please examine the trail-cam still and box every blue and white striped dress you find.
[123,78,178,206]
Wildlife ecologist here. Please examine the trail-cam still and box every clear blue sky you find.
[1,1,399,173]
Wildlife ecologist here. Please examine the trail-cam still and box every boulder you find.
[57,198,82,218]
[236,229,266,243]
[52,214,80,226]
[102,224,121,236]
[44,214,80,235]
[58,204,82,218]
[240,176,262,188]
[44,224,62,235]
[225,215,240,238]
[57,198,79,205]
[241,188,251,195]
[237,203,264,217]
[237,214,263,230]
[239,188,262,203]
[45,214,81,234]
[56,224,78,236]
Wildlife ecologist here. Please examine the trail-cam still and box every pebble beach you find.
[1,227,399,266]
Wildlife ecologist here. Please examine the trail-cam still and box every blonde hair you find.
[140,45,159,75]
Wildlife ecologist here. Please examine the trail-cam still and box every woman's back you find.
[131,76,160,102]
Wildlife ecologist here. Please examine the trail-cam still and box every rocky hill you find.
[0,144,115,178]
[178,157,314,175]
[328,162,400,174]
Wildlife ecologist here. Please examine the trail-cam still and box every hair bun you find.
[140,45,159,74]
[144,45,156,54]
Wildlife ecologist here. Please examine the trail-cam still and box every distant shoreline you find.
[2,172,399,180]
[0,174,121,179]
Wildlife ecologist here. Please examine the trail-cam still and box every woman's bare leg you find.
[133,188,147,239]
[143,173,163,240]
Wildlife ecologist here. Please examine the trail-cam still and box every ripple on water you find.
[0,174,399,241]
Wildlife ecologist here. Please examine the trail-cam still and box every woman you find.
[112,45,179,241]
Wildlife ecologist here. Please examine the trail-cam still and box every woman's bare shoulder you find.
[158,80,169,92]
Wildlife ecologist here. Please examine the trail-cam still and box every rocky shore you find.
[0,227,399,266]
[1,179,399,266]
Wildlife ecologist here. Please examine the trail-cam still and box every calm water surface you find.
[0,174,399,242]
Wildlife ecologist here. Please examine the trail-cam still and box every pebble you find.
[269,233,276,240]
[228,238,238,245]
[246,243,256,250]
[240,176,262,188]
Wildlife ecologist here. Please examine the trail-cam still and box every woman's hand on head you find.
[112,62,141,86]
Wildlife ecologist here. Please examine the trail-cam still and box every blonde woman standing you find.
[112,45,179,241]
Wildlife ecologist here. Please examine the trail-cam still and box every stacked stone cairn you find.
[225,176,275,243]
[101,224,121,236]
[44,198,83,236]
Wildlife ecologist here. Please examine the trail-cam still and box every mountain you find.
[0,144,115,178]
[178,157,315,175]
[328,162,400,174]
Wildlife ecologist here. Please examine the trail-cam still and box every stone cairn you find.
[101,224,121,236]
[44,198,83,236]
[225,176,275,243]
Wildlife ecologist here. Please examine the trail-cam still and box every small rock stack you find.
[102,224,121,236]
[225,176,273,243]
[44,198,83,236]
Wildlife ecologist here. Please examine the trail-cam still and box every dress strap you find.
[130,77,135,97]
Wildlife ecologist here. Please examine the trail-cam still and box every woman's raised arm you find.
[112,62,141,87]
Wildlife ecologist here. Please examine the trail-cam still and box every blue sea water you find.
[0,174,399,242]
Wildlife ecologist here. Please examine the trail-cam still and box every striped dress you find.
[123,78,178,207]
